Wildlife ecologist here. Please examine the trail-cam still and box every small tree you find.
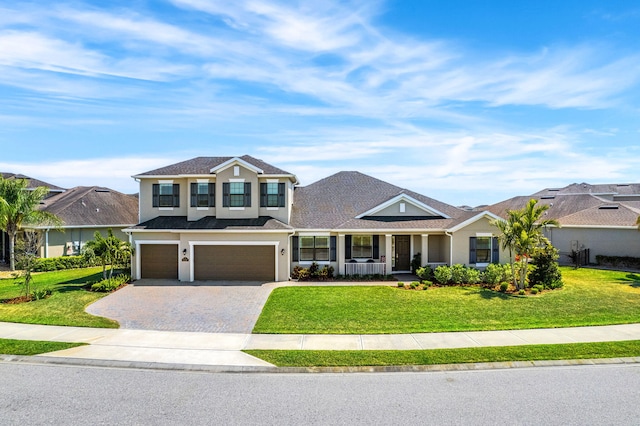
[12,231,43,299]
[529,238,563,289]
[85,229,133,280]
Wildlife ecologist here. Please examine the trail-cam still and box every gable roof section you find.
[291,171,464,230]
[134,155,294,178]
[37,186,139,227]
[355,193,451,219]
[209,157,263,174]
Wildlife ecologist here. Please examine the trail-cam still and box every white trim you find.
[266,207,279,211]
[476,232,493,237]
[29,224,133,230]
[298,232,331,236]
[447,211,503,233]
[228,178,245,183]
[210,157,264,175]
[229,207,245,211]
[266,179,279,183]
[158,180,174,184]
[134,240,180,281]
[355,194,451,219]
[158,207,174,211]
[188,241,279,282]
[196,207,210,211]
[196,178,210,183]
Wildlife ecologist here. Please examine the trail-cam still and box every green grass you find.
[253,267,640,334]
[246,340,640,367]
[0,267,119,328]
[0,338,85,356]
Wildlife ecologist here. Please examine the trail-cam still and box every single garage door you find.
[140,244,178,279]
[194,245,275,281]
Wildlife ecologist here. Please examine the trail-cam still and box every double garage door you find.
[140,244,275,281]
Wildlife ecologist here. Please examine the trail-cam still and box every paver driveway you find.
[86,280,274,333]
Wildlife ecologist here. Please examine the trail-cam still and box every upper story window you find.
[222,182,251,207]
[190,182,215,208]
[152,183,180,208]
[260,182,285,208]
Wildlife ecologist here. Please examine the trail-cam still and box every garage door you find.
[140,244,178,279]
[194,245,275,281]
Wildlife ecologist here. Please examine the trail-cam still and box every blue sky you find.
[1,0,639,207]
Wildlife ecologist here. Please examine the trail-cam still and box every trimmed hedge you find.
[32,256,97,272]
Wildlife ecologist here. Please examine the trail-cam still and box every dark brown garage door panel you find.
[141,244,178,279]
[194,245,275,281]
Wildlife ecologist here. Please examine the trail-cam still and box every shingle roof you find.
[39,186,138,227]
[290,171,464,230]
[135,155,294,177]
[0,172,66,192]
[128,216,292,231]
[533,182,640,199]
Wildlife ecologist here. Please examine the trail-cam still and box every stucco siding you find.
[545,227,640,263]
[40,227,129,258]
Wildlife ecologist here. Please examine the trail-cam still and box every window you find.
[152,183,180,208]
[352,235,372,258]
[469,236,498,264]
[190,182,215,207]
[223,182,251,207]
[292,236,336,262]
[260,182,285,207]
[299,236,330,261]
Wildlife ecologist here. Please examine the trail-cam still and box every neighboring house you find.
[126,156,504,282]
[0,173,66,264]
[30,186,139,258]
[487,182,640,264]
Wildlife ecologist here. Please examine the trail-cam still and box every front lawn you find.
[246,340,640,367]
[0,267,119,328]
[253,268,640,334]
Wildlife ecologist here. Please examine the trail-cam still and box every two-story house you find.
[127,156,505,282]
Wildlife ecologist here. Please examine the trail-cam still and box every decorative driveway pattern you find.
[86,280,274,334]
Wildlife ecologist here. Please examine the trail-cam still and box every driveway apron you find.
[86,280,273,333]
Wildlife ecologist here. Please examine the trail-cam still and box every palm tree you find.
[0,177,61,271]
[492,199,559,290]
[85,229,133,279]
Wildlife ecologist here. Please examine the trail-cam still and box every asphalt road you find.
[1,362,639,425]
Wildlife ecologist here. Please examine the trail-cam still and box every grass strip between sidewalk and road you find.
[0,338,85,356]
[245,340,640,367]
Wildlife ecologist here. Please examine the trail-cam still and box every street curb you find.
[1,354,639,374]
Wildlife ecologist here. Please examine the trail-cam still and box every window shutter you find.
[330,236,336,261]
[152,184,159,207]
[208,183,215,207]
[222,183,230,207]
[190,183,197,207]
[260,183,267,207]
[172,184,180,207]
[469,237,477,264]
[345,235,352,259]
[492,237,499,263]
[244,182,251,207]
[278,183,286,207]
[292,236,299,262]
[372,235,379,259]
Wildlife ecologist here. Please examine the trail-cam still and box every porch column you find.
[421,234,429,266]
[338,234,345,275]
[385,234,392,275]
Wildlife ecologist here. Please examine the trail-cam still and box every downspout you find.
[286,229,296,280]
[445,231,453,266]
[44,229,49,258]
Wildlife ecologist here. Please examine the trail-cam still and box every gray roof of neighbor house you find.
[290,171,472,230]
[39,186,139,227]
[128,216,292,231]
[488,182,640,227]
[0,172,66,193]
[134,156,295,177]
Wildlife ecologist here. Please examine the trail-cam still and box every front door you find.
[393,235,411,271]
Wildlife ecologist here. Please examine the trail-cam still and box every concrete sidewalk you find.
[1,321,639,369]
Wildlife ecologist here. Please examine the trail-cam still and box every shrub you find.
[499,282,509,292]
[411,253,422,274]
[415,265,432,281]
[596,255,640,269]
[410,281,419,289]
[421,280,432,287]
[450,264,466,285]
[529,241,563,290]
[531,288,539,295]
[91,274,130,292]
[397,282,405,288]
[464,267,481,285]
[433,265,452,285]
[518,289,525,295]
[291,263,334,281]
[32,255,96,272]
[482,263,505,285]
[31,287,53,300]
